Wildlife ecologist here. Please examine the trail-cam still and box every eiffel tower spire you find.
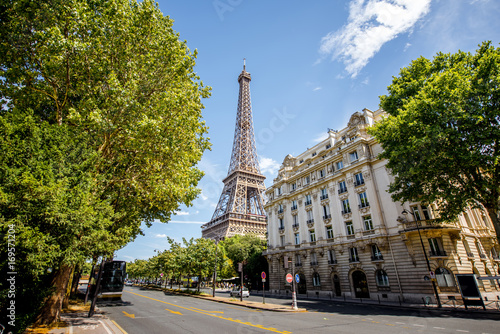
[202,62,267,240]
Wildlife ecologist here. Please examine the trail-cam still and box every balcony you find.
[371,254,384,261]
[278,209,284,214]
[323,214,332,220]
[480,253,487,259]
[320,194,329,200]
[278,226,285,231]
[295,262,302,267]
[429,249,447,257]
[399,219,460,232]
[291,205,298,211]
[349,257,360,263]
[310,261,318,266]
[305,200,312,206]
[328,259,337,265]
[358,202,370,209]
[292,223,300,229]
[338,188,347,195]
[354,179,365,187]
[341,209,351,215]
[306,219,314,224]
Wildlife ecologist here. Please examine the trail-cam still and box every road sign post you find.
[261,272,266,304]
[289,259,298,310]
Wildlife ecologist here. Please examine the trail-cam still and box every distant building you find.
[264,108,500,303]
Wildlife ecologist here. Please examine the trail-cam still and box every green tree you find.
[0,0,210,327]
[369,41,500,242]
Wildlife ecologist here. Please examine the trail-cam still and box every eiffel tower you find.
[201,61,267,240]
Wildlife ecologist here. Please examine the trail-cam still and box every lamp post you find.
[212,237,220,297]
[402,209,442,308]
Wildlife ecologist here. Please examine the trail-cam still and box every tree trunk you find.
[70,266,82,297]
[62,266,75,309]
[486,207,500,243]
[35,264,73,325]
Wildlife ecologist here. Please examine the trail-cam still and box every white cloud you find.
[169,220,206,225]
[259,156,280,176]
[319,0,431,77]
[174,211,190,216]
[154,233,168,238]
[313,86,322,91]
[312,132,329,143]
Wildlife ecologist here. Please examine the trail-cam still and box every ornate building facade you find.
[264,108,500,303]
[201,63,267,240]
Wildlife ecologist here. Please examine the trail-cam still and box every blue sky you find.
[115,0,500,261]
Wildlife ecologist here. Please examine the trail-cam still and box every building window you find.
[338,180,347,194]
[354,172,364,186]
[322,205,331,219]
[310,252,318,266]
[306,210,314,223]
[278,204,284,214]
[349,247,359,262]
[345,221,354,235]
[363,215,373,231]
[319,169,325,178]
[336,160,344,170]
[305,175,310,184]
[428,238,446,256]
[327,249,337,264]
[421,205,432,220]
[371,244,383,261]
[320,188,328,200]
[313,272,321,287]
[349,151,358,162]
[291,182,297,191]
[295,254,302,266]
[326,143,331,149]
[326,226,334,239]
[292,215,299,227]
[309,229,316,242]
[312,152,317,157]
[411,205,422,221]
[305,194,312,206]
[358,192,369,208]
[277,187,282,195]
[280,235,285,247]
[279,218,284,230]
[436,267,455,287]
[294,232,300,245]
[341,199,351,214]
[376,270,390,287]
[291,200,298,211]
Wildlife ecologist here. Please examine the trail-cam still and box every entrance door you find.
[333,274,341,297]
[352,270,370,298]
[298,273,307,294]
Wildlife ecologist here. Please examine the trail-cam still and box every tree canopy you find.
[0,0,210,329]
[369,41,500,242]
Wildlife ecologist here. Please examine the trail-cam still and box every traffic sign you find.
[295,274,300,283]
[261,272,266,279]
[286,273,293,283]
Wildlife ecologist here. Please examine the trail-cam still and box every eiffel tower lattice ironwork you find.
[202,62,267,240]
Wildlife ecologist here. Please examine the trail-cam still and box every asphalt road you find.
[99,286,500,334]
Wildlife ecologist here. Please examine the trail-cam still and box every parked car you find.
[230,287,249,298]
[125,280,133,286]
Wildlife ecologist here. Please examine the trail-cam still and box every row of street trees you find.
[127,235,267,291]
[0,0,210,331]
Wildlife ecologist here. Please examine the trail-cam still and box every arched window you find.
[436,267,456,287]
[313,272,321,287]
[375,270,390,287]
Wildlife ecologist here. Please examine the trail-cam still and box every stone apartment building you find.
[264,108,500,304]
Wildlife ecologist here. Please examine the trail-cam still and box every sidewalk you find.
[46,309,127,334]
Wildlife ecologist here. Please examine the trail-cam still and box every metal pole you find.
[212,238,218,297]
[240,265,243,302]
[416,222,442,308]
[263,280,265,304]
[291,260,297,310]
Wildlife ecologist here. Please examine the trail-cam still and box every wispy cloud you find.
[260,156,280,177]
[313,132,329,143]
[174,211,190,216]
[169,220,206,225]
[313,86,322,91]
[154,233,168,238]
[319,0,431,77]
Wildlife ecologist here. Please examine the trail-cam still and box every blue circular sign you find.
[295,274,300,283]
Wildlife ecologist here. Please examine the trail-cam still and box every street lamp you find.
[212,236,221,297]
[402,209,442,308]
